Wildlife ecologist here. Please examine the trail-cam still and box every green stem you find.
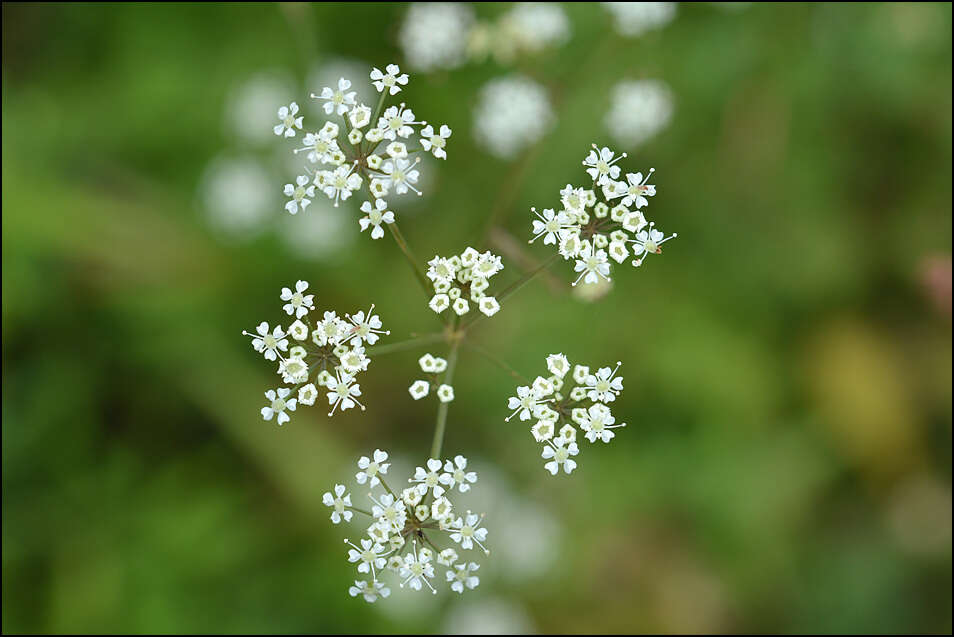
[387,220,433,299]
[366,332,446,356]
[461,253,560,331]
[462,341,528,383]
[429,331,461,459]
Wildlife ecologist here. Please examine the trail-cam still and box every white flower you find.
[631,223,677,267]
[409,379,430,400]
[298,383,319,406]
[621,210,647,233]
[472,251,504,279]
[346,538,387,577]
[419,124,452,159]
[438,548,459,567]
[572,243,611,286]
[358,199,395,240]
[502,2,570,54]
[278,356,309,384]
[410,458,446,497]
[429,293,450,313]
[621,169,656,208]
[452,297,469,316]
[346,304,390,345]
[601,1,676,37]
[380,157,421,195]
[261,387,296,425]
[325,369,364,416]
[283,175,315,214]
[530,207,571,245]
[399,542,437,593]
[349,103,372,128]
[584,362,624,403]
[606,79,673,147]
[288,319,309,341]
[273,102,303,137]
[440,455,477,493]
[426,256,458,285]
[296,131,339,165]
[338,344,370,374]
[377,104,421,141]
[399,3,474,72]
[609,240,629,264]
[506,385,551,422]
[356,449,391,487]
[312,310,346,346]
[446,562,480,594]
[531,420,555,442]
[280,280,315,318]
[430,495,454,522]
[321,163,363,207]
[580,403,626,443]
[474,75,554,159]
[436,384,455,403]
[244,322,289,361]
[542,436,579,475]
[478,296,500,317]
[312,77,357,116]
[349,579,390,603]
[370,64,409,95]
[447,511,490,553]
[583,145,626,186]
[370,493,407,532]
[322,484,353,523]
[546,353,570,378]
[418,353,441,373]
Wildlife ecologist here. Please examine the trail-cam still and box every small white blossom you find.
[358,199,395,240]
[447,511,490,553]
[446,562,480,594]
[580,403,626,443]
[370,64,409,95]
[478,296,500,317]
[583,145,626,186]
[410,458,446,497]
[420,124,452,159]
[546,353,570,378]
[280,280,315,318]
[273,102,303,137]
[606,79,673,147]
[346,538,387,577]
[631,223,677,267]
[346,304,390,345]
[440,455,477,493]
[473,75,553,159]
[325,369,364,416]
[542,436,579,475]
[298,383,319,406]
[322,484,353,524]
[349,579,390,603]
[261,387,296,425]
[321,163,363,207]
[399,542,437,593]
[572,243,611,286]
[429,293,450,314]
[283,175,315,214]
[380,157,421,195]
[244,322,289,361]
[436,384,455,403]
[312,77,357,115]
[409,379,430,400]
[356,449,391,487]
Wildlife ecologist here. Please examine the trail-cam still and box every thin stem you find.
[429,328,461,460]
[366,332,446,356]
[461,253,560,331]
[348,506,373,517]
[387,220,433,299]
[462,341,529,383]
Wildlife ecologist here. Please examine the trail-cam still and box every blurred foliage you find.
[2,2,951,633]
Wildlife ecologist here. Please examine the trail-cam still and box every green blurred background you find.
[3,2,951,633]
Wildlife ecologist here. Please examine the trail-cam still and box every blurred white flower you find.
[601,1,677,37]
[605,79,674,148]
[399,3,474,72]
[473,75,554,159]
[200,155,274,239]
[277,197,354,260]
[502,3,571,54]
[442,597,535,634]
[226,71,296,145]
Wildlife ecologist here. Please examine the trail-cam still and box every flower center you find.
[271,397,286,412]
[336,382,349,396]
[283,115,295,127]
[263,334,277,349]
[644,239,658,253]
[389,116,403,131]
[556,448,569,462]
[596,379,610,392]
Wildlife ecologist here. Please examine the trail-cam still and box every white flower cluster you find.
[242,280,390,424]
[398,3,569,73]
[506,354,627,476]
[426,248,504,318]
[473,75,554,160]
[409,353,455,403]
[323,449,487,602]
[529,144,677,285]
[601,2,677,37]
[274,63,452,241]
[605,79,674,148]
